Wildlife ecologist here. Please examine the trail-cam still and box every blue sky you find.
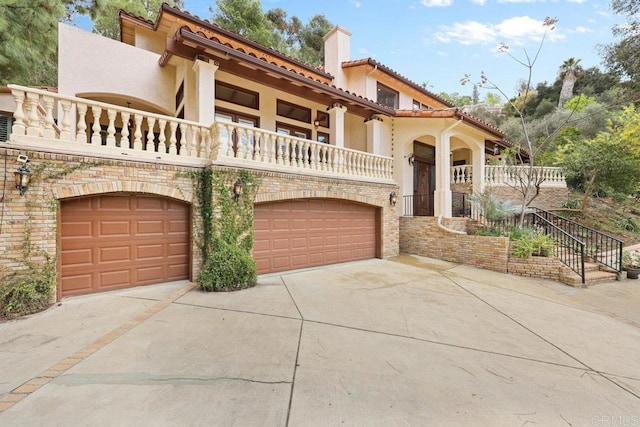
[162,1,624,101]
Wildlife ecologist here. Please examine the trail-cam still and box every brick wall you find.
[490,186,569,211]
[0,148,399,300]
[399,216,509,273]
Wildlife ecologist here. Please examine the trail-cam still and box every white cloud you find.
[351,0,362,7]
[421,0,454,7]
[432,16,565,47]
[470,0,487,5]
[567,0,586,3]
[569,26,593,33]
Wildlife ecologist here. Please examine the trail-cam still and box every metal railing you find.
[402,193,470,217]
[535,209,623,274]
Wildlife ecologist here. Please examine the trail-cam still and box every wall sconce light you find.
[233,178,243,201]
[493,144,499,155]
[14,156,31,196]
[389,191,397,207]
[313,119,320,130]
[406,154,414,167]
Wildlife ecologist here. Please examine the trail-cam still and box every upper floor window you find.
[377,82,398,109]
[215,81,259,109]
[277,100,311,123]
[0,113,13,142]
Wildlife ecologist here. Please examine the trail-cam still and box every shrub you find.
[0,261,55,318]
[198,238,257,292]
[511,230,556,258]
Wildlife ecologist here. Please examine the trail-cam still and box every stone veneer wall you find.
[399,216,509,273]
[1,148,399,300]
[490,186,569,211]
[507,254,570,283]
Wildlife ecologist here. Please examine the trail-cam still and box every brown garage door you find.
[60,194,190,297]
[254,199,378,274]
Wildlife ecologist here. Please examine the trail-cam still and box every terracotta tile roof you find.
[176,27,394,115]
[342,58,455,108]
[120,4,332,80]
[395,108,507,142]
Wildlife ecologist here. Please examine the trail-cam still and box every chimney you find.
[323,26,351,89]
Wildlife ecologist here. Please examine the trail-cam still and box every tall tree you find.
[0,0,68,86]
[92,0,183,40]
[212,0,282,48]
[602,0,640,99]
[557,57,582,108]
[212,0,333,66]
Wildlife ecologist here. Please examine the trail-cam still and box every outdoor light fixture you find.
[14,156,31,196]
[406,154,415,166]
[313,119,320,129]
[389,191,397,207]
[233,178,243,201]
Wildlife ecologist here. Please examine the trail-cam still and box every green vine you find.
[193,167,261,291]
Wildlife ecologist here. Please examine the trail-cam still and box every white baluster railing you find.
[451,165,473,184]
[215,122,394,182]
[8,85,218,164]
[484,165,566,188]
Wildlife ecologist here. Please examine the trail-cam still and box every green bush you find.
[511,230,556,258]
[0,261,55,318]
[198,239,257,292]
[474,227,505,237]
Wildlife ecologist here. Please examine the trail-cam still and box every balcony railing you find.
[450,164,566,188]
[215,122,393,181]
[8,85,216,165]
[7,85,394,182]
[484,165,566,187]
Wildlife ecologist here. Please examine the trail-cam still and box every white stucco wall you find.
[0,92,15,114]
[58,23,175,114]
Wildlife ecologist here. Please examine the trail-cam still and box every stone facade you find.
[0,148,399,300]
[490,185,569,211]
[399,216,510,273]
[507,254,571,283]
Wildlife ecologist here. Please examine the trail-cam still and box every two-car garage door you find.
[254,199,379,274]
[60,194,190,298]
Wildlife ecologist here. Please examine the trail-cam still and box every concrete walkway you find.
[1,255,639,426]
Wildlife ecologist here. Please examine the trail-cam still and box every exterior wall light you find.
[14,156,31,196]
[313,119,320,130]
[407,154,414,166]
[389,191,397,207]
[233,178,243,201]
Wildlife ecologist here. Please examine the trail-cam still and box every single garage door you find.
[60,194,190,297]
[254,199,378,273]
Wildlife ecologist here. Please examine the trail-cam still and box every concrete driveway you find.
[1,255,639,426]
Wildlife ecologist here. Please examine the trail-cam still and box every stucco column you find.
[192,59,219,126]
[328,103,347,148]
[434,132,452,217]
[472,142,485,195]
[365,115,383,155]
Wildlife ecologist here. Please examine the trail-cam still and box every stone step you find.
[562,270,620,287]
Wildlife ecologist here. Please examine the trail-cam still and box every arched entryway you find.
[59,193,190,297]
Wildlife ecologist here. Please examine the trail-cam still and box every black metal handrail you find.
[402,193,469,217]
[534,209,624,273]
[530,213,586,283]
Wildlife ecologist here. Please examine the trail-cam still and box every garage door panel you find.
[61,221,93,238]
[100,270,130,287]
[98,196,131,210]
[61,194,190,297]
[137,220,164,235]
[99,221,130,237]
[100,246,130,262]
[254,199,378,274]
[137,244,163,259]
[62,248,93,266]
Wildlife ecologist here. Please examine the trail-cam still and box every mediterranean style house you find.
[0,4,567,299]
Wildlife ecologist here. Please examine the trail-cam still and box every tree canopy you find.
[92,0,183,40]
[602,0,640,98]
[0,0,65,86]
[211,0,333,66]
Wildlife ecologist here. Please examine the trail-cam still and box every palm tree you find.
[558,57,582,108]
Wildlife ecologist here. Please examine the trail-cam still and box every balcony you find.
[6,85,394,183]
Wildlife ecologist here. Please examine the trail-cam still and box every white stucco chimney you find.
[323,26,351,89]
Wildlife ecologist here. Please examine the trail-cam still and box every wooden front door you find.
[413,160,435,216]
